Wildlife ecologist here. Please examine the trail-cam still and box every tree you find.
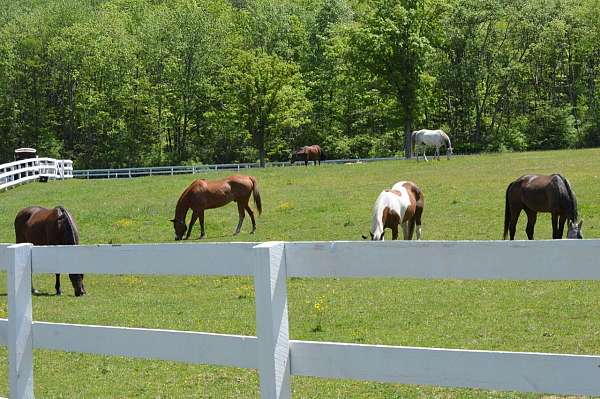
[227,49,310,166]
[350,0,436,157]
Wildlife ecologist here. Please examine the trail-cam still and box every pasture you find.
[0,149,600,398]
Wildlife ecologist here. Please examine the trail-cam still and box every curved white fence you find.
[1,240,600,398]
[0,158,73,191]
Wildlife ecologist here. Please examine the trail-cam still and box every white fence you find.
[1,240,600,398]
[0,158,73,191]
[72,156,408,179]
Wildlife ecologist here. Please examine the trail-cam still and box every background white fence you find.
[72,156,408,179]
[1,240,600,398]
[0,158,73,191]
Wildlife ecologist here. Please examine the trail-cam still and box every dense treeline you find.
[1,0,599,168]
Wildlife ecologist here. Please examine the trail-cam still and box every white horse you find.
[362,181,424,241]
[411,129,453,161]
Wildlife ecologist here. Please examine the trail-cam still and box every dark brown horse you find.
[503,174,583,240]
[172,175,262,240]
[291,145,324,166]
[15,206,86,296]
[363,181,425,240]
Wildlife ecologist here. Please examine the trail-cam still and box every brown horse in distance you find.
[291,145,324,166]
[503,174,583,240]
[15,206,86,296]
[172,175,262,240]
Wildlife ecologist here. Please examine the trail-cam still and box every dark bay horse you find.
[503,174,583,240]
[363,181,424,240]
[15,206,86,296]
[291,145,324,166]
[172,175,262,240]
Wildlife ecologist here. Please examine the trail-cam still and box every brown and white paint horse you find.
[363,181,424,240]
[172,175,262,240]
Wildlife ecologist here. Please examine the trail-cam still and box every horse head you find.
[171,218,187,240]
[567,220,583,239]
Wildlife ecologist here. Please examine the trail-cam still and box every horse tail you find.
[558,175,578,221]
[249,176,262,215]
[503,182,513,240]
[57,206,80,245]
[413,185,424,225]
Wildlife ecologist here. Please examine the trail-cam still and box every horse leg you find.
[551,212,559,239]
[524,209,537,240]
[391,225,399,240]
[435,146,440,161]
[198,210,205,239]
[423,148,428,162]
[508,207,521,240]
[407,220,416,240]
[185,212,198,240]
[234,202,245,235]
[557,214,567,239]
[55,273,61,296]
[245,204,256,234]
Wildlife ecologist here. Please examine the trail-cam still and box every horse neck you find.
[174,191,190,222]
[558,175,578,221]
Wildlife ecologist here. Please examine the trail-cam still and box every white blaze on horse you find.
[363,181,424,241]
[411,129,453,161]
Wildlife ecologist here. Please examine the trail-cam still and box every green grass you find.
[1,148,600,398]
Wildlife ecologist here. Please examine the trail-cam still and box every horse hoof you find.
[198,235,205,240]
[250,230,256,235]
[56,291,62,296]
[31,288,40,295]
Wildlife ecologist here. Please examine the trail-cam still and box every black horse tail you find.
[57,206,80,245]
[503,182,513,240]
[249,177,262,215]
[558,175,578,222]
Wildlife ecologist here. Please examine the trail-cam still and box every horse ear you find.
[169,219,175,223]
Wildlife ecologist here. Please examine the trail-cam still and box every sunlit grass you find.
[0,148,599,398]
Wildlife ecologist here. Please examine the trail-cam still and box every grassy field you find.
[0,148,599,398]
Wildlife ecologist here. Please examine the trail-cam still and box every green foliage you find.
[1,0,600,166]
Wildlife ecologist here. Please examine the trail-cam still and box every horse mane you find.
[56,206,79,245]
[442,131,452,148]
[557,175,578,221]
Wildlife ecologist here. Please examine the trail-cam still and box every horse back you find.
[15,206,59,245]
[511,174,573,215]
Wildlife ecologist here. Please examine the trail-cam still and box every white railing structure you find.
[72,156,409,179]
[1,240,600,398]
[0,158,73,191]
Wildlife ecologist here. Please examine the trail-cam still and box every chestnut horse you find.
[172,175,262,240]
[291,145,324,166]
[363,181,424,240]
[503,174,583,240]
[15,206,86,296]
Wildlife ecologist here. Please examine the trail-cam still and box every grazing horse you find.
[290,145,324,166]
[172,175,262,240]
[14,206,86,296]
[503,174,583,240]
[411,129,453,161]
[362,181,424,241]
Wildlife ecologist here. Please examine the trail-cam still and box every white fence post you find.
[7,243,34,399]
[253,242,291,399]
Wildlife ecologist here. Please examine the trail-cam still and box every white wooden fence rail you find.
[0,158,73,191]
[1,240,600,398]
